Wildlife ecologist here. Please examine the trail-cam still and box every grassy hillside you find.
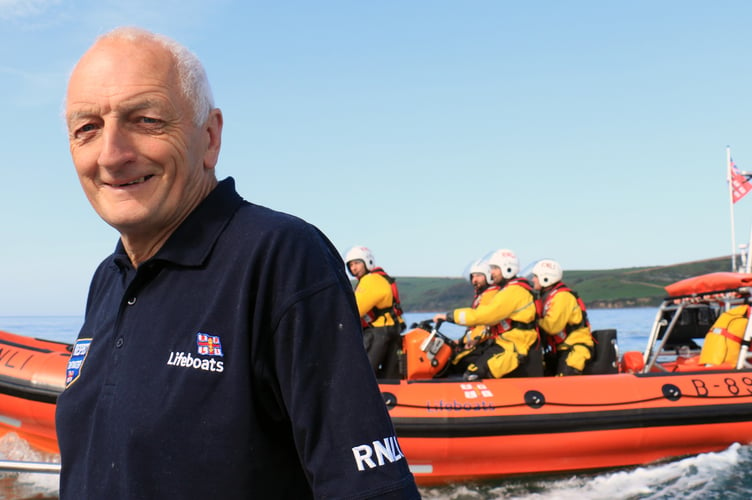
[395,277,471,312]
[391,256,733,311]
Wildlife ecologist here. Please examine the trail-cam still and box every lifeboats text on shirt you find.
[166,332,225,373]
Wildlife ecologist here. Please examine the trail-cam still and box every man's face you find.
[348,260,367,279]
[489,265,503,285]
[65,37,220,241]
[470,272,487,292]
[532,275,542,291]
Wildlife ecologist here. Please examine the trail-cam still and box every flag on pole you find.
[729,158,752,203]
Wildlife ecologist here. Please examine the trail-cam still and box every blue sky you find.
[1,0,751,315]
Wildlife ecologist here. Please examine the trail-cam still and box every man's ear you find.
[203,108,223,169]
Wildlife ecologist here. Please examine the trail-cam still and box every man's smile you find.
[108,175,154,188]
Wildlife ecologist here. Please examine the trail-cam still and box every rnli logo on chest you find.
[166,332,225,373]
[65,338,92,388]
[196,333,223,356]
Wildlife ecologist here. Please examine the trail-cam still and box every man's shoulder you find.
[477,287,499,303]
[232,202,318,238]
[551,287,578,304]
[361,271,391,286]
[214,178,320,240]
[227,202,343,279]
[498,281,533,300]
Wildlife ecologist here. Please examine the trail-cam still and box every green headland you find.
[391,256,734,312]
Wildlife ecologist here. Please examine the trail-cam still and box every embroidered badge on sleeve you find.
[65,338,92,388]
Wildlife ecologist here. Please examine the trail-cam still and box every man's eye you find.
[140,117,161,125]
[73,123,98,138]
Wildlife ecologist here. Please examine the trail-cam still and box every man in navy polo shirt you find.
[56,27,419,499]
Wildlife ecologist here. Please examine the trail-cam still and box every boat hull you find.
[2,321,752,484]
[0,330,69,454]
[380,371,752,484]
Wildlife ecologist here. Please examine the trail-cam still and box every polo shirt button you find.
[116,337,124,348]
[127,297,137,305]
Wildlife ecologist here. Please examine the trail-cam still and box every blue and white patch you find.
[196,332,223,357]
[65,338,92,388]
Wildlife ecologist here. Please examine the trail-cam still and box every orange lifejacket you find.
[539,282,590,347]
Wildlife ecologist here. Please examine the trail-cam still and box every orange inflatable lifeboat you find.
[0,329,69,454]
[379,272,752,486]
[3,272,752,485]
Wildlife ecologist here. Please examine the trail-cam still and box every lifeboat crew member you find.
[434,249,540,380]
[699,304,751,366]
[449,259,501,374]
[345,246,406,379]
[55,28,419,499]
[532,259,594,376]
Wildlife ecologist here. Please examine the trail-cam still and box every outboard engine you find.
[402,325,453,380]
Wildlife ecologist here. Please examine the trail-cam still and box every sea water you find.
[1,310,751,499]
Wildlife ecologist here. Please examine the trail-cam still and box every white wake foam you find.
[419,443,752,500]
[0,432,60,499]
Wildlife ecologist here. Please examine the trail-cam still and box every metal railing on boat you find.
[0,460,60,474]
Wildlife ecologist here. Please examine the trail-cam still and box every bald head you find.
[64,27,223,266]
[69,27,214,126]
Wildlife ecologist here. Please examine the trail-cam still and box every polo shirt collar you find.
[112,177,244,269]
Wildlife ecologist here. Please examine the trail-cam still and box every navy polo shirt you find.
[56,178,418,499]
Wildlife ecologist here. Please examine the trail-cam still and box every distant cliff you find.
[387,256,732,311]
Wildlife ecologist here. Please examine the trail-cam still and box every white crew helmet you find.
[465,259,493,284]
[344,246,375,271]
[487,248,519,280]
[532,259,563,287]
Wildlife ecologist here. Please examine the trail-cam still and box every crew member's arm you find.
[439,286,526,327]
